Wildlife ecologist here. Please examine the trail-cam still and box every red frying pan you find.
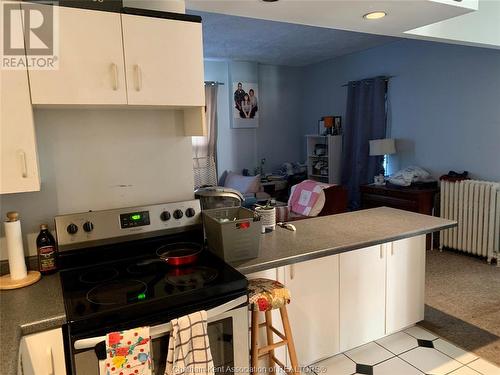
[155,242,202,266]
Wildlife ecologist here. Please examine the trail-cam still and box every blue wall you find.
[301,40,500,181]
[205,60,303,176]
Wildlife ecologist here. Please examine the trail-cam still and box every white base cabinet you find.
[19,328,66,375]
[247,255,340,367]
[339,245,386,352]
[386,236,426,334]
[246,235,427,366]
[339,235,427,352]
[284,256,340,366]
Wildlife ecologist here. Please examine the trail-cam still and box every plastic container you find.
[203,207,261,262]
[255,207,276,233]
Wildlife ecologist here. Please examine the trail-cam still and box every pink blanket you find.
[288,180,332,216]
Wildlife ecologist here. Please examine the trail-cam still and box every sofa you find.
[218,171,271,206]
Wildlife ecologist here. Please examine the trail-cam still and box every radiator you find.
[440,179,500,264]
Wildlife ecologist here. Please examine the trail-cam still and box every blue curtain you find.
[341,76,387,210]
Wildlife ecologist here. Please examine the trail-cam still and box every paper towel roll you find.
[4,213,28,280]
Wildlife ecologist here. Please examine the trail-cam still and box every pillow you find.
[224,172,261,194]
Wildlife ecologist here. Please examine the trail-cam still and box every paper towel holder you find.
[0,212,41,290]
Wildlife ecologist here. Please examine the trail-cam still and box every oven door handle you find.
[73,294,248,350]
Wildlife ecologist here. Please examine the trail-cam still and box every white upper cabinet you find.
[1,4,40,194]
[27,5,127,105]
[385,235,426,334]
[121,14,205,107]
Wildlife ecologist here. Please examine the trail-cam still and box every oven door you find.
[71,298,249,375]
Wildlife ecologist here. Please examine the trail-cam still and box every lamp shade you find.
[369,138,396,156]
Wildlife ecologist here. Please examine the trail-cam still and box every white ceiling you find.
[405,0,500,49]
[191,10,398,66]
[186,0,477,39]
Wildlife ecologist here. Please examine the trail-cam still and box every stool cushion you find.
[248,278,291,312]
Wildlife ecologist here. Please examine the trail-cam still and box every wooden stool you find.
[248,278,299,375]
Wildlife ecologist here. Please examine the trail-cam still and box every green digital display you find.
[120,211,150,229]
[137,293,146,300]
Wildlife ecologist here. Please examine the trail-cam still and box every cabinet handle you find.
[380,246,384,259]
[391,244,394,256]
[47,347,54,375]
[19,151,28,178]
[289,264,295,280]
[111,63,119,91]
[19,352,24,375]
[134,64,142,91]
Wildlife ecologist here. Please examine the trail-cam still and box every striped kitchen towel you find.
[164,311,214,375]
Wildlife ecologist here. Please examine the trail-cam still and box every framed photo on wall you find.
[232,81,259,128]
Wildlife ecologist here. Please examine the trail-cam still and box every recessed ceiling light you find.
[363,11,387,20]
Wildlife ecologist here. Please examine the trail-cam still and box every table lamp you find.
[369,138,396,185]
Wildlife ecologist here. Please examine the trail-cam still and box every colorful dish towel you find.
[102,327,152,375]
[165,311,214,375]
[288,180,332,216]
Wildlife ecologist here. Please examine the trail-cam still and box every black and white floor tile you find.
[312,326,500,375]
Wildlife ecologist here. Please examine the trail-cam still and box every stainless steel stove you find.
[55,199,249,375]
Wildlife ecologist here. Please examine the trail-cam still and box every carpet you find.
[419,249,500,366]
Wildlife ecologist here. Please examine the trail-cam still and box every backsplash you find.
[0,108,195,260]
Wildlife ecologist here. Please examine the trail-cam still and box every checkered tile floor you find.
[312,326,500,375]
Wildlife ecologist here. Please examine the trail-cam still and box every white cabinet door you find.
[0,4,40,194]
[19,328,66,375]
[386,235,426,334]
[284,255,340,366]
[27,5,127,105]
[247,268,287,369]
[122,14,204,106]
[339,245,386,352]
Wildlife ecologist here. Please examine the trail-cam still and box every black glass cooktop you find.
[59,233,248,334]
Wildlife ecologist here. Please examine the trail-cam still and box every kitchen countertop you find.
[0,273,66,375]
[0,207,456,375]
[231,207,456,274]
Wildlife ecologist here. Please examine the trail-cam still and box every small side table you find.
[360,184,439,250]
[261,180,288,201]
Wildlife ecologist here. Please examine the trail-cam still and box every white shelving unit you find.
[306,135,343,184]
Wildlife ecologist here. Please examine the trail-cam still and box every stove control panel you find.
[119,211,150,229]
[55,199,202,251]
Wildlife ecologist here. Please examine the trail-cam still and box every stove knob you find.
[160,211,171,221]
[185,208,196,218]
[83,221,94,233]
[173,209,183,220]
[67,223,78,235]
